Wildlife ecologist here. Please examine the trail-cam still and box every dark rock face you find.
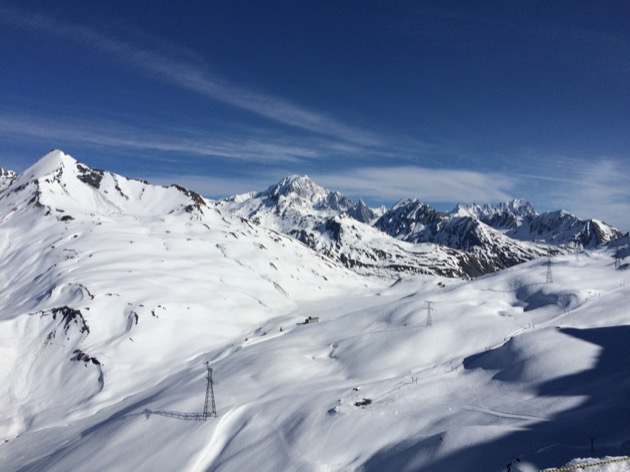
[76,164,104,189]
[170,184,207,214]
[49,306,90,335]
[348,200,376,223]
[505,211,622,247]
[374,202,548,273]
[375,199,445,239]
[73,349,101,365]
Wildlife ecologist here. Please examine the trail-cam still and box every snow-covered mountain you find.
[2,150,208,218]
[220,177,497,278]
[453,199,537,229]
[220,175,380,224]
[374,198,550,272]
[378,198,620,249]
[509,210,622,247]
[456,201,622,247]
[221,176,622,278]
[218,176,467,278]
[0,151,371,456]
[1,151,629,472]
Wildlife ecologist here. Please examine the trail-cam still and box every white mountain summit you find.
[3,149,207,217]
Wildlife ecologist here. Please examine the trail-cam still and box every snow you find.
[1,151,629,471]
[542,457,630,471]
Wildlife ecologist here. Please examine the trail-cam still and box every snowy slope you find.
[1,151,629,472]
[0,151,375,467]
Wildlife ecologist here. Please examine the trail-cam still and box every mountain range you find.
[218,175,622,278]
[2,152,621,282]
[1,150,628,472]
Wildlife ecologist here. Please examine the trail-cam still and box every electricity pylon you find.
[546,251,553,284]
[203,362,217,419]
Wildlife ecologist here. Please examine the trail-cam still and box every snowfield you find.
[0,151,628,471]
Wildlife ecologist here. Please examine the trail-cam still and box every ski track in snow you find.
[463,405,548,423]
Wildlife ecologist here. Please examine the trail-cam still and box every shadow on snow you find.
[362,325,630,472]
[142,409,207,421]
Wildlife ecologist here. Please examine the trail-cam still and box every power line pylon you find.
[425,301,435,327]
[203,362,217,420]
[546,251,553,284]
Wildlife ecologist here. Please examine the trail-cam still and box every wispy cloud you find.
[0,109,448,171]
[0,6,381,147]
[0,6,462,176]
[141,165,517,207]
[312,166,517,204]
[152,162,629,232]
[549,159,630,230]
[145,174,267,200]
[510,156,630,231]
[0,113,329,164]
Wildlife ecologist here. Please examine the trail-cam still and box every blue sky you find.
[0,1,628,230]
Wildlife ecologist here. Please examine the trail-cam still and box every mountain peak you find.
[2,150,209,218]
[391,198,424,211]
[22,149,77,181]
[255,175,368,218]
[266,175,326,201]
[503,199,537,217]
[453,199,536,217]
[452,199,537,230]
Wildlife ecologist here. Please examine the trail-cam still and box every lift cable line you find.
[203,362,217,420]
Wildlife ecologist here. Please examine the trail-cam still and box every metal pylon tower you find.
[546,253,553,284]
[203,362,217,419]
[425,301,435,327]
